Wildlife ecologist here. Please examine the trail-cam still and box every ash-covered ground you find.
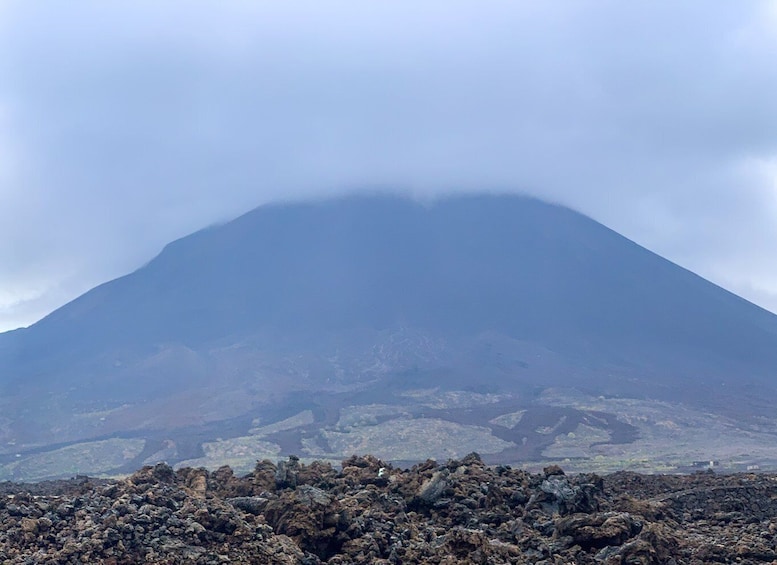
[2,454,777,564]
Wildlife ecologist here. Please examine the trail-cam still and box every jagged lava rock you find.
[1,457,777,563]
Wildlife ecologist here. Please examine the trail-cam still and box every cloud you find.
[1,1,777,330]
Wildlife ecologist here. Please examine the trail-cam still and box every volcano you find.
[1,194,776,480]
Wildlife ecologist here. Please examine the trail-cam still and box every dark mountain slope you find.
[6,194,777,380]
[1,193,777,477]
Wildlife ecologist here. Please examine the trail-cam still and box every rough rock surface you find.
[2,455,777,563]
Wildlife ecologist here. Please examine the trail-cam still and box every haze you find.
[2,1,777,331]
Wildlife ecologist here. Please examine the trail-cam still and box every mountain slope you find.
[1,193,777,479]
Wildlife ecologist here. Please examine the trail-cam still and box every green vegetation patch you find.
[530,388,777,473]
[335,404,410,430]
[249,410,314,436]
[398,389,505,409]
[176,436,281,475]
[320,418,512,461]
[0,438,145,481]
[542,424,611,459]
[535,415,567,435]
[490,410,527,429]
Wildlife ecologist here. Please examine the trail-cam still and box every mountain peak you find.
[1,193,776,480]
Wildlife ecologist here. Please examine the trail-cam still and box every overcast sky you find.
[1,1,777,332]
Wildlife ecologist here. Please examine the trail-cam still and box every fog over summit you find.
[2,1,777,330]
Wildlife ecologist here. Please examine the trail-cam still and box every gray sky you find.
[1,1,777,332]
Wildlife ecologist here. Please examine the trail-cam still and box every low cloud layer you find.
[1,1,777,330]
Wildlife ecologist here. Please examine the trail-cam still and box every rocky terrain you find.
[2,455,777,563]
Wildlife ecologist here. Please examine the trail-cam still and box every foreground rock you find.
[1,454,777,563]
